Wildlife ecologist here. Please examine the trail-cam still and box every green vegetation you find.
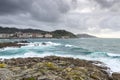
[44,62,58,70]
[0,63,6,68]
[52,30,77,38]
[0,26,46,34]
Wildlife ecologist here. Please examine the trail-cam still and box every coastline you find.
[0,40,120,80]
[0,56,115,80]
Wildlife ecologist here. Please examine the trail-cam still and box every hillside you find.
[77,34,97,38]
[52,30,77,38]
[0,26,47,34]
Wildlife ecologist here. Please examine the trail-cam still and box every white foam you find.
[65,44,74,47]
[0,52,55,60]
[45,41,61,46]
[107,53,120,57]
[23,51,54,58]
[22,41,61,48]
[0,47,19,51]
[105,59,120,72]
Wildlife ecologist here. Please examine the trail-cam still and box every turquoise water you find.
[0,38,120,72]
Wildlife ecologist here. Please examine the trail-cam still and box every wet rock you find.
[112,72,120,80]
[0,42,26,48]
[42,42,47,45]
[18,40,29,43]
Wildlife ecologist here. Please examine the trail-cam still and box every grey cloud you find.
[99,14,120,31]
[30,0,70,22]
[95,0,120,8]
[0,0,70,22]
[94,0,115,8]
[94,0,120,12]
[0,0,33,15]
[0,0,120,37]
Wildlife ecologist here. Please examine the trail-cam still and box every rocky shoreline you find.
[0,41,28,48]
[0,56,119,80]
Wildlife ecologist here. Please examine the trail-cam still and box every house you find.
[0,34,12,38]
[15,32,32,38]
[32,33,43,38]
[0,34,3,38]
[44,34,53,38]
[0,32,53,38]
[35,34,44,38]
[19,33,32,38]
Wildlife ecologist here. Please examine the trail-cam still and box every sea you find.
[0,38,120,73]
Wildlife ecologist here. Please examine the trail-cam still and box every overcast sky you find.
[0,0,120,38]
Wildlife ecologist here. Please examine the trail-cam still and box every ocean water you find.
[0,38,120,73]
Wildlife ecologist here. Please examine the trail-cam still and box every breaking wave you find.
[0,40,120,73]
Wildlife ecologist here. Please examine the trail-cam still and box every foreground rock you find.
[112,73,120,80]
[0,56,117,80]
[0,68,14,80]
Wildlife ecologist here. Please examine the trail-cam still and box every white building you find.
[44,34,53,38]
[0,34,12,38]
[19,33,32,38]
[0,34,3,38]
[35,34,44,38]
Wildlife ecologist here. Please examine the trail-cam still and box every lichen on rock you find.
[0,56,116,80]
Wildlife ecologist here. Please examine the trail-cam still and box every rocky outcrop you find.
[0,41,28,48]
[0,56,118,80]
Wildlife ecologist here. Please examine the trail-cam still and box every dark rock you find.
[0,42,26,48]
[112,72,120,80]
[42,42,47,45]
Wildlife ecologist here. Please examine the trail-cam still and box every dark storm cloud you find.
[0,0,70,22]
[0,0,33,15]
[30,0,70,22]
[0,0,120,38]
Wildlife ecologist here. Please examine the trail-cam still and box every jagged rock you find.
[0,56,112,80]
[0,68,14,80]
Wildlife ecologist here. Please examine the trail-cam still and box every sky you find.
[0,0,120,38]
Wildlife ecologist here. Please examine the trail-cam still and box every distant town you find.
[0,32,53,38]
[0,26,97,39]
